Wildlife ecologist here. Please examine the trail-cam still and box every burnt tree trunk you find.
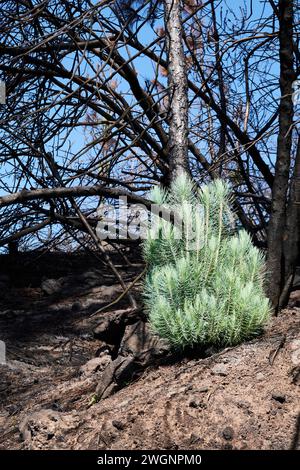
[279,135,300,308]
[267,0,295,310]
[164,0,190,183]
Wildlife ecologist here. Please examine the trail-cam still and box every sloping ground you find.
[0,253,300,450]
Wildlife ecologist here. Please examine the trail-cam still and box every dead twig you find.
[89,266,146,318]
[269,334,286,365]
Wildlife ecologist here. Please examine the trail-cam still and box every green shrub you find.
[143,175,270,350]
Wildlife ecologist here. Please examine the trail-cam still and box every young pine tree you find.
[143,175,271,350]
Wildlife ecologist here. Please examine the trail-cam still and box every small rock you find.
[211,363,228,376]
[222,427,234,441]
[272,392,286,404]
[189,400,200,409]
[256,372,265,381]
[112,420,125,431]
[80,356,111,376]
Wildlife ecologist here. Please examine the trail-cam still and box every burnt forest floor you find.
[0,251,300,450]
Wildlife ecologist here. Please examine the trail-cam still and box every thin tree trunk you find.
[164,0,190,183]
[267,0,295,310]
[279,135,300,308]
[210,0,227,170]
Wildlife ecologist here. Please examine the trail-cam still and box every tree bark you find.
[279,135,300,308]
[164,0,190,183]
[0,185,152,208]
[267,0,295,310]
